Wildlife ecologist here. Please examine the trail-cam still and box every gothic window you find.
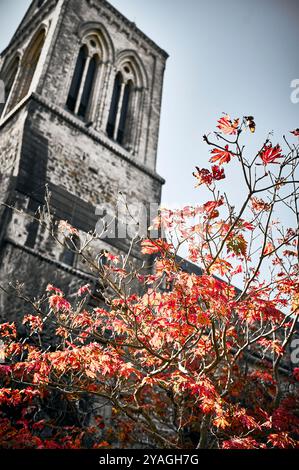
[66,46,87,113]
[78,55,97,118]
[66,35,101,121]
[8,28,46,111]
[106,72,122,139]
[0,56,20,117]
[106,59,144,151]
[106,67,134,146]
[117,80,133,145]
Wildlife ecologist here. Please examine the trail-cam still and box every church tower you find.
[0,0,168,316]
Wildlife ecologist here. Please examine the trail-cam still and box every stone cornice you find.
[87,0,169,60]
[0,92,165,185]
[5,237,96,282]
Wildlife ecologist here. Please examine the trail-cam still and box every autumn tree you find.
[0,114,299,449]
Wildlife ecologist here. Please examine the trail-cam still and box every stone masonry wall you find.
[37,0,167,171]
[0,0,167,318]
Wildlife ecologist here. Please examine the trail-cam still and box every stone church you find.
[0,0,168,317]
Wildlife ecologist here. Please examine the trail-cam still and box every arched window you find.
[106,60,144,150]
[107,72,122,139]
[66,35,101,120]
[79,55,97,118]
[8,28,46,111]
[66,46,87,113]
[107,71,134,146]
[0,56,20,117]
[117,80,133,145]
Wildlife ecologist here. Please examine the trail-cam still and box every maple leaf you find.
[238,219,255,231]
[49,295,71,312]
[77,284,91,296]
[263,242,275,256]
[290,128,299,136]
[226,233,247,257]
[46,284,63,295]
[213,416,230,429]
[207,256,232,276]
[251,197,271,212]
[268,433,298,449]
[193,166,225,186]
[22,315,43,334]
[222,437,263,449]
[55,327,69,339]
[258,338,284,355]
[141,239,172,255]
[0,322,17,339]
[193,167,213,186]
[259,144,283,165]
[217,114,239,135]
[104,252,120,264]
[210,145,232,165]
[231,265,243,276]
[0,365,11,377]
[58,220,79,236]
[291,293,299,312]
[202,198,224,219]
[93,441,110,449]
[211,165,225,180]
[235,408,260,430]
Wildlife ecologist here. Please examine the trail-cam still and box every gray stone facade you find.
[0,0,168,318]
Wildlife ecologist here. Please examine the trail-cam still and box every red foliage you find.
[210,145,232,165]
[259,144,282,165]
[0,114,298,449]
[217,114,239,135]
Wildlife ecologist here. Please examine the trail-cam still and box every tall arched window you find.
[107,72,122,139]
[107,70,134,146]
[106,59,144,150]
[117,80,133,144]
[66,46,87,113]
[66,34,101,121]
[79,55,97,118]
[8,28,46,111]
[0,56,20,117]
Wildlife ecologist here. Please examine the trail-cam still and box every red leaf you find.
[217,114,239,135]
[210,145,232,165]
[141,239,172,255]
[263,242,275,255]
[259,144,282,165]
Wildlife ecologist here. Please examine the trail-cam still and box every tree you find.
[0,114,299,449]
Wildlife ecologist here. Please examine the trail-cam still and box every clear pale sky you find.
[0,0,298,212]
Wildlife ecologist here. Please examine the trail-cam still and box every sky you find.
[0,0,298,213]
